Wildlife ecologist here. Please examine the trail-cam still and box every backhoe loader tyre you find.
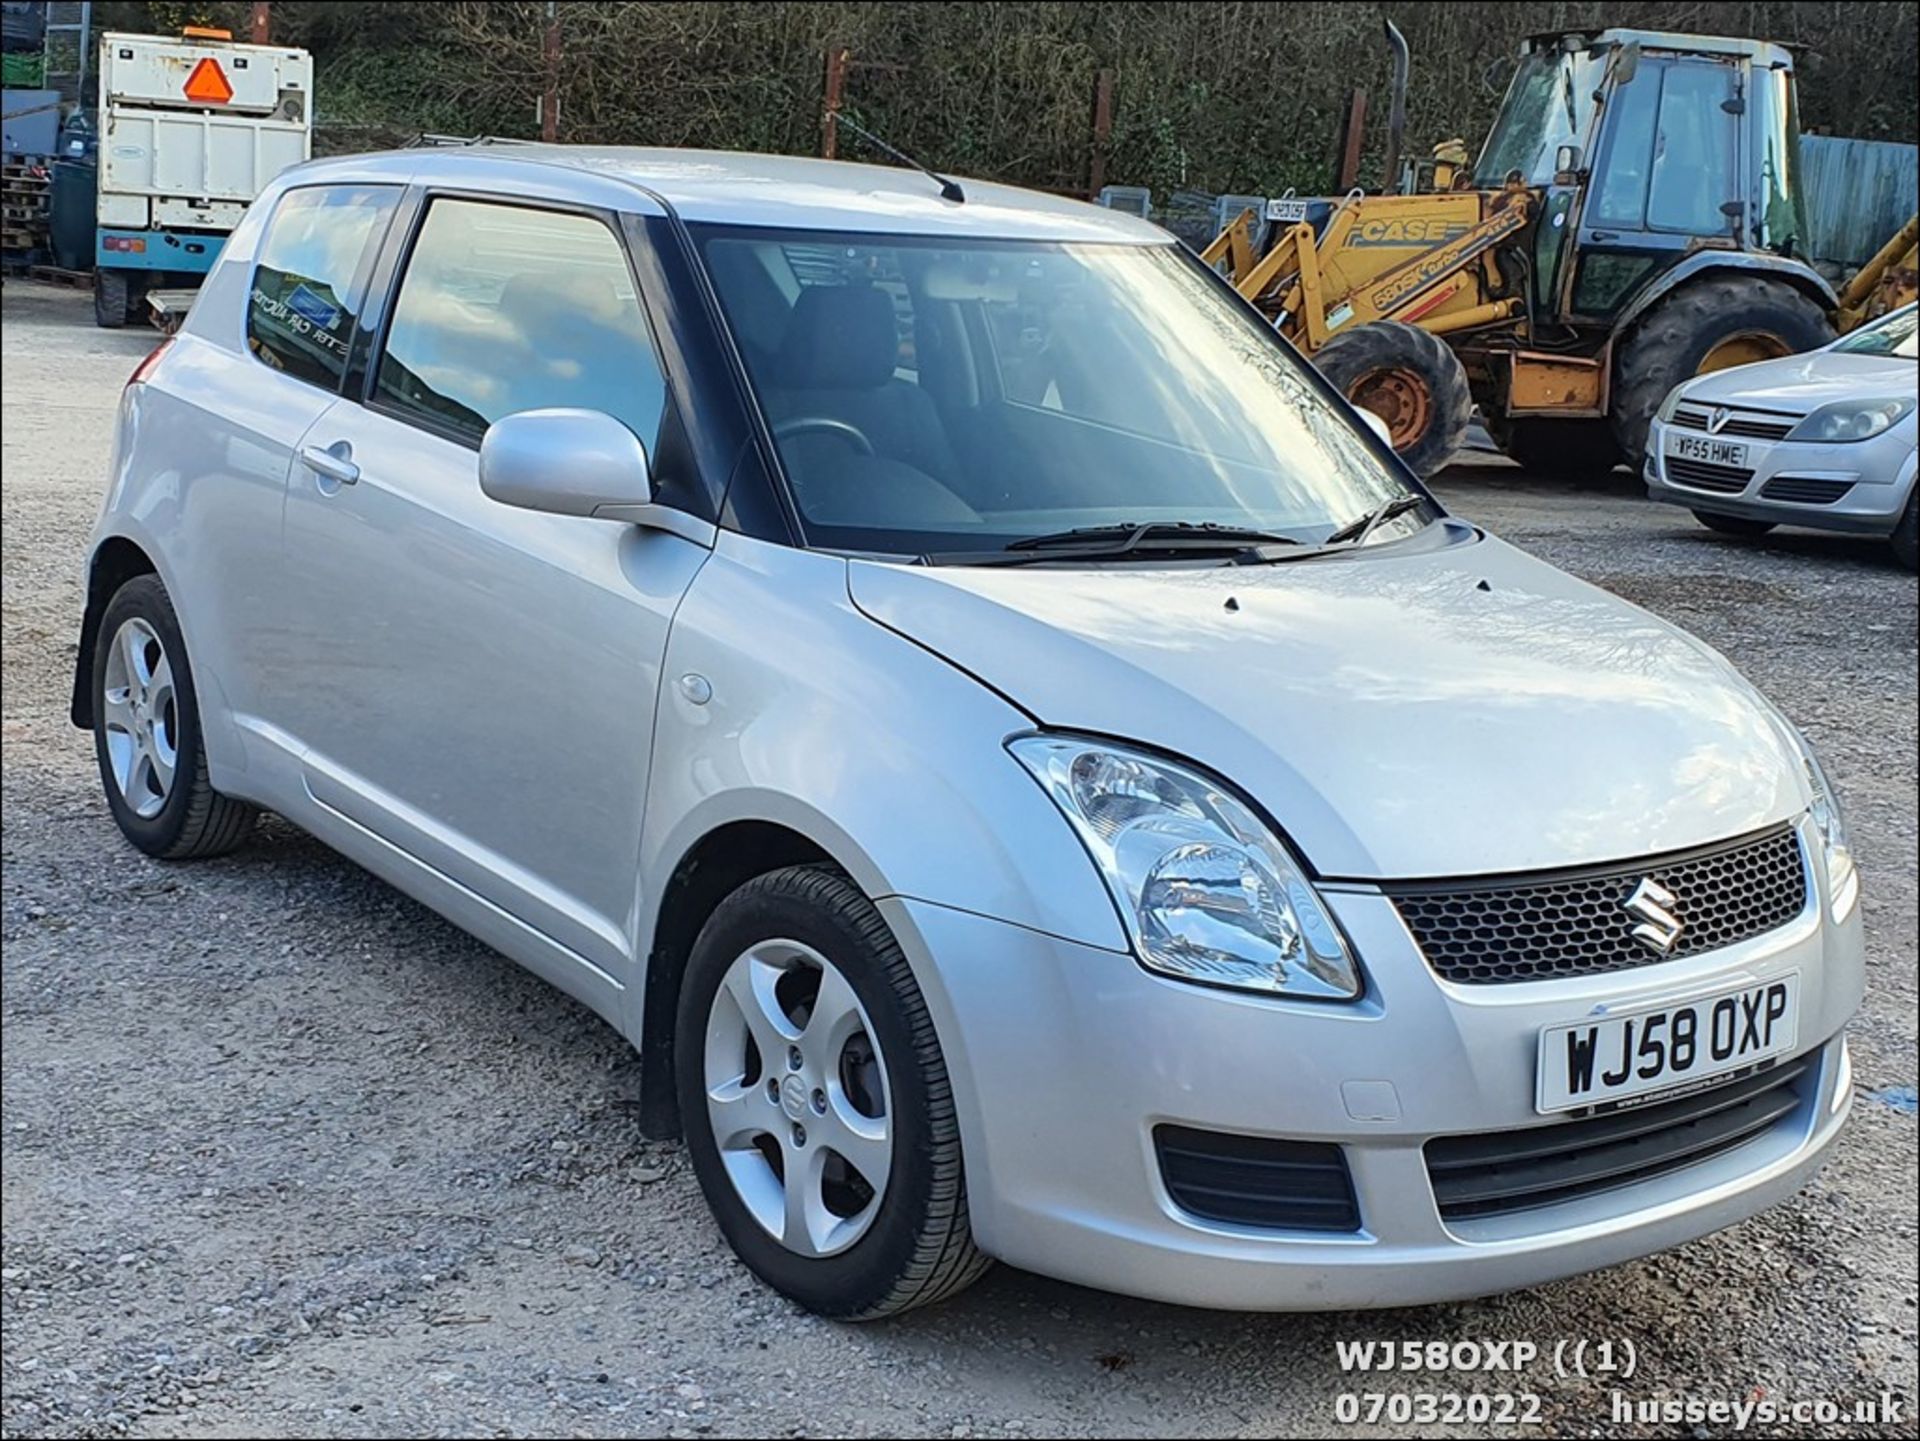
[1486,416,1622,482]
[1314,320,1472,479]
[1611,276,1833,461]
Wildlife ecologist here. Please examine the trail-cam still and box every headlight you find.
[1655,384,1690,423]
[1008,735,1361,999]
[1785,397,1914,443]
[1795,731,1857,917]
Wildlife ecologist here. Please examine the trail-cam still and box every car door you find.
[1567,55,1745,321]
[159,181,399,737]
[276,191,709,990]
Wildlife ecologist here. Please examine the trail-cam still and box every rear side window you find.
[373,198,667,449]
[248,185,399,390]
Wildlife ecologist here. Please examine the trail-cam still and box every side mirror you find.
[1614,40,1640,86]
[1554,143,1583,179]
[479,408,653,522]
[1358,408,1395,447]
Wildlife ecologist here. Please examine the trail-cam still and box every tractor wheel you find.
[1611,275,1833,461]
[1313,320,1472,479]
[1486,416,1623,482]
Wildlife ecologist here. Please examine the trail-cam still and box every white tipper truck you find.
[93,29,312,328]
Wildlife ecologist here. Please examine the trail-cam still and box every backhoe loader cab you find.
[1484,30,1815,325]
[1206,26,1849,478]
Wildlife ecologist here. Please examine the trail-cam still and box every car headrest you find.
[775,285,899,391]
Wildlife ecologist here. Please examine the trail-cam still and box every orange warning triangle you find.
[183,56,234,105]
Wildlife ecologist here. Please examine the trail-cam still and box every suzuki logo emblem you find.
[1707,406,1732,434]
[1623,877,1684,955]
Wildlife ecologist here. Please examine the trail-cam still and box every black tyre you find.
[1313,319,1472,478]
[94,269,129,329]
[676,864,989,1319]
[1692,510,1778,538]
[1612,275,1833,461]
[1892,495,1918,571]
[92,575,257,859]
[1486,415,1622,481]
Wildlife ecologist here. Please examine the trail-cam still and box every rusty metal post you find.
[250,1,270,43]
[823,44,849,159]
[1088,67,1114,198]
[1334,88,1368,192]
[541,2,560,143]
[1088,67,1114,199]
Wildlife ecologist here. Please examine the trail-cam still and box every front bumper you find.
[883,817,1864,1310]
[1645,416,1915,537]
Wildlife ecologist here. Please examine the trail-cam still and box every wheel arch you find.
[635,815,849,1140]
[70,534,160,728]
[1611,253,1838,341]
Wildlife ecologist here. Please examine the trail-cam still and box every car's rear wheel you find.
[675,864,988,1319]
[1691,510,1778,539]
[92,575,257,859]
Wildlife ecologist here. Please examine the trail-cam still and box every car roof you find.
[284,146,1173,244]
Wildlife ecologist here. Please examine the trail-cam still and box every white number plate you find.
[1536,974,1799,1113]
[1265,197,1311,223]
[1668,432,1749,468]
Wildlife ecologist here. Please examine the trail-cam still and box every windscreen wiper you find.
[1005,521,1303,553]
[1321,495,1428,548]
[929,521,1305,567]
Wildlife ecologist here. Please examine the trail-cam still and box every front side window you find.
[248,185,399,389]
[374,198,667,449]
[697,229,1422,560]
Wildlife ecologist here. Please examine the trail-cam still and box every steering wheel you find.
[773,416,876,455]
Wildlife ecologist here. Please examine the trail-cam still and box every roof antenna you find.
[833,114,965,203]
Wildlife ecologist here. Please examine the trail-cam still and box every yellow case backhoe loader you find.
[1205,25,1918,478]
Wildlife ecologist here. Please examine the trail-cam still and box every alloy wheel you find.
[100,616,178,819]
[702,938,893,1257]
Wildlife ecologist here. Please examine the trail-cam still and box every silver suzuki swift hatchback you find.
[74,148,1863,1318]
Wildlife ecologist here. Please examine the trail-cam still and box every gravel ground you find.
[3,279,1915,1439]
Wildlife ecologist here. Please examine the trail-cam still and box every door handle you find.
[301,441,360,486]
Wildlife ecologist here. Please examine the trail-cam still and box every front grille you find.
[1761,476,1854,505]
[1665,456,1754,493]
[1390,826,1806,985]
[1672,407,1797,441]
[1155,1125,1360,1231]
[1426,1053,1814,1220]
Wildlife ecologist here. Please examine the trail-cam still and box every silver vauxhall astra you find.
[72,146,1864,1317]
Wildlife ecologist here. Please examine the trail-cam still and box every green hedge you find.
[98,1,1920,197]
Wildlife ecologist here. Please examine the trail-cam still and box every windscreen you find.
[1832,306,1918,359]
[697,228,1419,559]
[1476,48,1604,186]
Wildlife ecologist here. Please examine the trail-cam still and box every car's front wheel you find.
[92,575,257,859]
[675,865,989,1318]
[1893,494,1917,571]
